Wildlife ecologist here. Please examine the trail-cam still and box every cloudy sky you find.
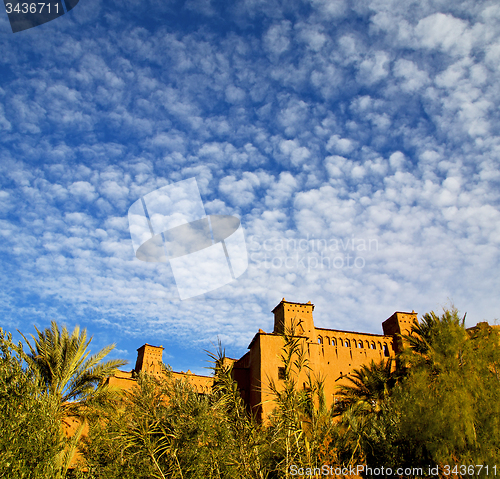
[1,0,499,374]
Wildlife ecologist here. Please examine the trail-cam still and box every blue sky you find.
[1,0,499,374]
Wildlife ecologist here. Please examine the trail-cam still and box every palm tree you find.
[334,358,397,417]
[401,308,468,376]
[393,309,500,468]
[21,321,126,415]
[333,358,401,467]
[20,320,127,476]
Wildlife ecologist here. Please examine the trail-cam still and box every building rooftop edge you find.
[381,311,418,324]
[137,343,165,351]
[314,327,392,338]
[171,370,213,379]
[271,299,314,312]
[115,368,213,380]
[247,328,391,340]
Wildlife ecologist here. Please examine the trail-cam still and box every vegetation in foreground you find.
[1,308,499,478]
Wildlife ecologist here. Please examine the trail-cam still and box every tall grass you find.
[4,309,499,479]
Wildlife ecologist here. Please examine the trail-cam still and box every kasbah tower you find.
[108,298,418,421]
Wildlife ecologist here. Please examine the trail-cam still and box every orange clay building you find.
[108,298,417,421]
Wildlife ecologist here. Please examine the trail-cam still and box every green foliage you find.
[333,308,500,477]
[20,320,127,417]
[393,309,500,470]
[332,358,401,467]
[0,321,126,478]
[19,320,127,477]
[207,343,268,478]
[266,318,339,477]
[78,361,268,479]
[0,328,62,479]
[334,358,398,416]
[3,309,500,479]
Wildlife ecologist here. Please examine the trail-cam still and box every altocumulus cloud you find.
[0,0,499,366]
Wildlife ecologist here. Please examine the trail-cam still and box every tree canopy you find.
[1,309,499,479]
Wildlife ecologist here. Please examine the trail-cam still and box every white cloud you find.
[279,139,311,167]
[219,173,258,207]
[393,59,430,92]
[357,51,390,85]
[326,135,355,155]
[325,155,347,179]
[296,23,328,51]
[225,85,246,104]
[264,171,298,209]
[389,151,406,170]
[264,21,292,56]
[415,13,473,57]
[310,0,346,18]
[68,181,98,202]
[0,0,499,358]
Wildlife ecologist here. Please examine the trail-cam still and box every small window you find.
[358,341,363,348]
[345,340,350,347]
[325,336,330,345]
[383,344,389,357]
[332,338,336,346]
[371,342,376,349]
[278,367,286,380]
[318,336,323,344]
